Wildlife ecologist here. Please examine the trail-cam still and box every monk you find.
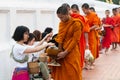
[89,7,96,12]
[118,7,120,14]
[101,10,115,53]
[111,8,120,50]
[89,7,101,28]
[52,6,83,80]
[82,3,99,59]
[118,8,120,44]
[70,4,90,68]
[89,7,101,57]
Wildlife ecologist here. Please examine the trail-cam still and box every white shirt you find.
[27,41,48,62]
[13,43,28,68]
[36,41,48,54]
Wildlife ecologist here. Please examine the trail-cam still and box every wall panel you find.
[0,10,10,43]
[16,10,36,32]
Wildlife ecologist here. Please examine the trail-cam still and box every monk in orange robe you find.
[96,17,101,58]
[117,8,120,44]
[82,3,99,59]
[118,14,120,43]
[111,8,120,50]
[89,7,101,58]
[70,4,90,68]
[51,6,83,80]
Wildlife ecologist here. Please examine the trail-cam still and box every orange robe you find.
[118,14,120,43]
[96,16,101,58]
[52,18,83,80]
[112,15,120,42]
[86,12,99,59]
[71,13,90,68]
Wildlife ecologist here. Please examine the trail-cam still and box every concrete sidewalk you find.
[83,47,120,80]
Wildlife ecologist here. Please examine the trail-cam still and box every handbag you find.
[27,54,40,74]
[27,61,40,74]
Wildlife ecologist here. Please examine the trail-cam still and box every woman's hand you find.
[57,51,68,60]
[44,33,53,39]
[47,43,54,46]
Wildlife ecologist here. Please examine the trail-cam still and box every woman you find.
[43,27,53,39]
[25,33,50,80]
[11,26,53,80]
[33,30,42,41]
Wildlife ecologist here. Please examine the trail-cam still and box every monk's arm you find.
[84,32,89,49]
[90,25,98,30]
[91,15,99,30]
[58,43,64,51]
[83,23,90,49]
[102,24,113,28]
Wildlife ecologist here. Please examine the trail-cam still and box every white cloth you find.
[84,49,94,61]
[28,41,48,62]
[25,45,35,62]
[13,43,28,68]
[37,41,47,54]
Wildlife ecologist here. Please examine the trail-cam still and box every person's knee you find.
[39,62,45,67]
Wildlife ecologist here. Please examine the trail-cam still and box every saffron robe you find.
[71,13,90,68]
[85,12,99,59]
[118,14,120,43]
[112,15,120,42]
[96,16,101,58]
[52,17,83,80]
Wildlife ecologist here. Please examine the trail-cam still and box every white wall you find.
[0,10,10,43]
[0,2,60,80]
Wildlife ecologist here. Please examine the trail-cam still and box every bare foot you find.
[89,65,94,70]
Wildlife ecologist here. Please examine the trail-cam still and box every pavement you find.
[83,46,120,80]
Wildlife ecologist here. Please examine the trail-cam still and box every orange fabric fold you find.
[53,17,83,80]
[71,13,90,68]
[112,15,120,42]
[86,12,99,59]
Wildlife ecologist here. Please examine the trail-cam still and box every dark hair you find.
[82,3,89,9]
[12,26,29,41]
[57,6,69,15]
[25,33,36,44]
[48,34,58,47]
[62,3,70,10]
[52,34,57,40]
[112,8,117,12]
[33,30,41,41]
[71,4,79,11]
[44,27,53,33]
[105,10,110,12]
[42,32,48,39]
[89,7,95,12]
